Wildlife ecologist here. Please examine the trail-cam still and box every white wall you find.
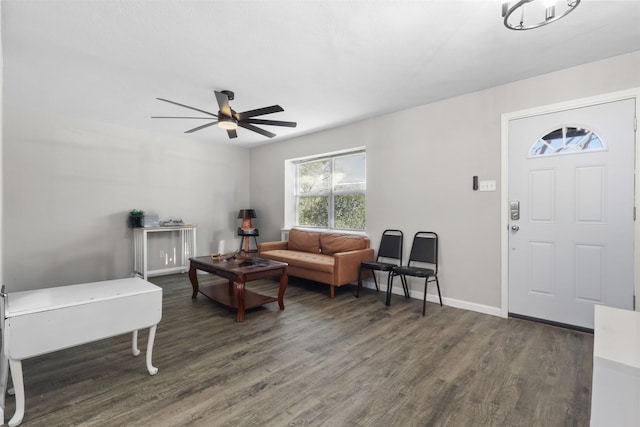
[0,4,3,290]
[250,51,640,314]
[3,107,250,291]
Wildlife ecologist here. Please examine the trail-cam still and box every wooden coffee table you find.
[188,255,288,322]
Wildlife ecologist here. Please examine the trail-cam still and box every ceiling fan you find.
[152,90,297,139]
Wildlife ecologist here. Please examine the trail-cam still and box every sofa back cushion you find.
[320,233,368,255]
[288,229,321,253]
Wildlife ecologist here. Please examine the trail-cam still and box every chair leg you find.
[422,277,428,316]
[386,273,394,306]
[400,275,409,298]
[385,271,394,301]
[357,267,382,299]
[371,270,379,292]
[435,276,442,306]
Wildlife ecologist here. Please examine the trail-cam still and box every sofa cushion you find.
[320,233,368,255]
[288,229,321,254]
[260,250,334,273]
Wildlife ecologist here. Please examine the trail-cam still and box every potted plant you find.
[129,209,144,228]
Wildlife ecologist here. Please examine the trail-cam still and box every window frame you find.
[288,148,366,232]
[528,126,606,158]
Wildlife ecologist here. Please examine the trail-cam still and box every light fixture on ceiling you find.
[218,116,238,130]
[502,0,580,30]
[153,90,296,139]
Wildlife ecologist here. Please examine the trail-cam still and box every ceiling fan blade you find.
[156,98,218,117]
[227,129,238,139]
[234,105,284,120]
[238,122,276,138]
[214,91,232,117]
[151,116,215,119]
[185,121,219,133]
[243,118,297,128]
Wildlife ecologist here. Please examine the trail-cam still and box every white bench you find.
[0,278,163,426]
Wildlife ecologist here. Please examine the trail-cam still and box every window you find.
[530,126,605,157]
[293,150,366,231]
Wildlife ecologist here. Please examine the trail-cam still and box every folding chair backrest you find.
[408,232,438,268]
[377,229,403,262]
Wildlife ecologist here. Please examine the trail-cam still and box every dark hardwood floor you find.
[5,274,593,426]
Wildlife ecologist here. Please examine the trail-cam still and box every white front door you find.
[508,99,636,329]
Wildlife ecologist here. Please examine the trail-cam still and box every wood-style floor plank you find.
[3,274,593,426]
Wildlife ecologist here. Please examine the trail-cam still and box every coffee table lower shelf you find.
[199,283,278,310]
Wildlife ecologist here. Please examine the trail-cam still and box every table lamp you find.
[238,209,256,230]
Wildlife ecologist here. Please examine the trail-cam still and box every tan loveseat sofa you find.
[258,229,374,298]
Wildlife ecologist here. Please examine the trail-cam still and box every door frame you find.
[500,88,640,318]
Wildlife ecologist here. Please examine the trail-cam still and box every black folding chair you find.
[389,231,441,315]
[356,229,408,298]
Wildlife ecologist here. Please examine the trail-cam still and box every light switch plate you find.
[479,180,496,192]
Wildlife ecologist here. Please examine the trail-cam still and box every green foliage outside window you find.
[335,194,365,230]
[298,196,329,227]
[297,160,330,194]
[295,151,366,231]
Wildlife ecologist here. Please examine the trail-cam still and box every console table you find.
[133,225,196,280]
[0,278,162,426]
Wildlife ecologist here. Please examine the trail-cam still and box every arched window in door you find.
[530,126,605,157]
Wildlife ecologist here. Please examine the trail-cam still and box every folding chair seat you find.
[389,231,441,315]
[356,229,408,298]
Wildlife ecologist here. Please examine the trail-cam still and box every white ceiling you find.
[3,0,640,147]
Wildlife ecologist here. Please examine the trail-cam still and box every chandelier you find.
[502,0,581,30]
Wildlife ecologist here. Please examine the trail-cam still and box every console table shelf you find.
[133,226,196,280]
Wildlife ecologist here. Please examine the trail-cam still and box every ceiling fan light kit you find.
[152,90,296,139]
[502,0,580,30]
[217,117,238,131]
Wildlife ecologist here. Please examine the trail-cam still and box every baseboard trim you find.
[359,279,502,317]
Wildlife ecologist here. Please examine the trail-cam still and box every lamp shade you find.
[237,209,256,219]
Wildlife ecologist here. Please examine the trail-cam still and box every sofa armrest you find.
[258,241,288,254]
[333,248,375,285]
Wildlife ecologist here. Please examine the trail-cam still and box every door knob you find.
[511,225,519,231]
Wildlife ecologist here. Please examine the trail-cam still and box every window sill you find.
[280,227,368,241]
